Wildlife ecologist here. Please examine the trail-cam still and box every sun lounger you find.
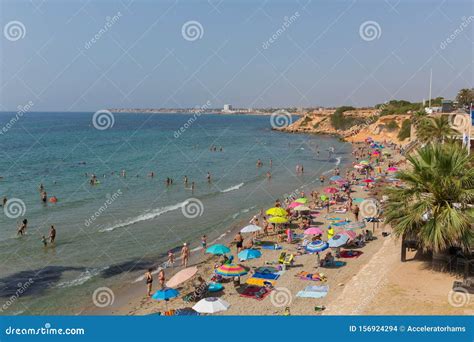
[239,286,272,300]
[261,244,282,250]
[246,277,276,287]
[255,266,280,274]
[295,271,327,282]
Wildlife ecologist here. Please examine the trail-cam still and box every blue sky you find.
[0,0,472,111]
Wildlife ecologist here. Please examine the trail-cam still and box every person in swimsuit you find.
[41,235,48,247]
[167,250,175,268]
[49,225,56,243]
[158,269,165,289]
[206,172,211,183]
[41,191,47,203]
[17,219,28,236]
[145,268,153,297]
[234,232,243,253]
[201,235,207,253]
[181,243,190,267]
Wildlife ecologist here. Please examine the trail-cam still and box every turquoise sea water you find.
[0,112,351,315]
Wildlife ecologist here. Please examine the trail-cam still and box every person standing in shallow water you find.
[49,225,56,243]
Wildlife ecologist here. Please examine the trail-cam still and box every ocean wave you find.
[99,201,186,232]
[56,266,109,288]
[220,182,244,193]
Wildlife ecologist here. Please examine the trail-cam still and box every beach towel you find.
[327,217,342,221]
[339,250,363,258]
[261,244,282,250]
[332,221,349,226]
[255,266,280,274]
[295,271,326,282]
[253,272,280,280]
[321,261,346,268]
[239,286,272,301]
[246,277,276,287]
[296,285,329,298]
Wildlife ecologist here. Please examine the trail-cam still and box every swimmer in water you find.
[191,182,195,192]
[207,172,211,183]
[17,219,28,236]
[184,175,188,185]
[41,235,48,247]
[49,225,56,244]
[41,191,47,203]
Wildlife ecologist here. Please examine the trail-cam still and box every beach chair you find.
[278,252,287,264]
[282,253,295,268]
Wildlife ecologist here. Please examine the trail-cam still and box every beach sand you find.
[88,142,472,316]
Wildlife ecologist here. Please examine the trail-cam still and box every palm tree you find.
[416,115,459,144]
[384,143,474,253]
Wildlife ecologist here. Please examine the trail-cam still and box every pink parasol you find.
[288,201,302,209]
[304,227,324,235]
[165,266,198,288]
[362,179,374,183]
[387,167,398,172]
[324,187,338,194]
[340,230,357,240]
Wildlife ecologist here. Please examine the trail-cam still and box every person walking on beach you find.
[353,205,360,221]
[158,268,165,289]
[144,268,153,297]
[181,243,190,267]
[167,250,175,268]
[49,225,56,244]
[234,232,243,253]
[201,235,207,253]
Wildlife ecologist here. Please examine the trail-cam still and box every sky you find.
[0,0,472,111]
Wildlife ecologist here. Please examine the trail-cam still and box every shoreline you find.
[87,141,360,315]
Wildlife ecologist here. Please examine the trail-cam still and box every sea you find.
[0,112,352,315]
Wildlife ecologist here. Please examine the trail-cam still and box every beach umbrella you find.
[335,179,348,185]
[320,195,328,201]
[238,249,262,261]
[206,244,230,255]
[215,264,248,277]
[294,205,311,211]
[372,151,380,155]
[305,240,329,253]
[362,179,374,183]
[294,197,308,204]
[193,297,230,314]
[152,287,180,301]
[340,230,357,240]
[328,234,349,248]
[359,160,370,165]
[268,216,288,224]
[166,266,198,288]
[304,227,324,235]
[329,175,342,182]
[386,167,398,172]
[240,224,262,233]
[288,201,302,209]
[345,221,366,230]
[354,164,365,169]
[265,207,287,217]
[324,187,338,194]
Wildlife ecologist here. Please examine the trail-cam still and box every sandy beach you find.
[82,139,472,317]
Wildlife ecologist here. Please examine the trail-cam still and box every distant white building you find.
[223,104,232,112]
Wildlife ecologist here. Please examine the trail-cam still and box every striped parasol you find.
[215,264,248,277]
[305,240,329,253]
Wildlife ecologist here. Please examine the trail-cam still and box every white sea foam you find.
[99,201,186,232]
[56,266,109,288]
[220,182,244,193]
